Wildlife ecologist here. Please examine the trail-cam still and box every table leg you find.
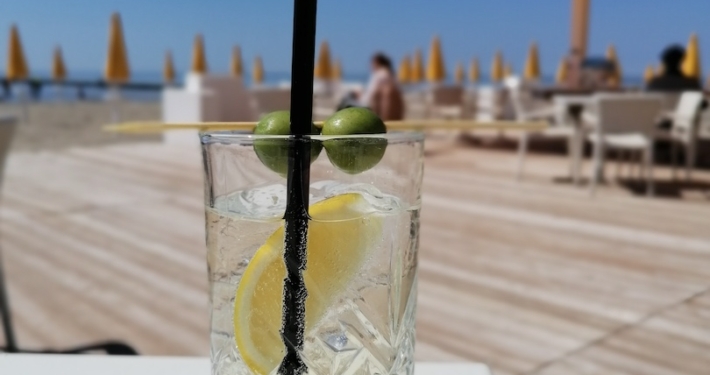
[570,127,582,185]
[595,144,606,183]
[568,104,584,186]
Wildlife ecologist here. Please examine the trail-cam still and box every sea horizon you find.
[1,69,646,103]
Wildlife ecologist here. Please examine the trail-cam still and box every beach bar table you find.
[0,355,491,375]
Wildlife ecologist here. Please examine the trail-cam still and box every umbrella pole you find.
[107,85,121,123]
[17,84,29,125]
[54,83,64,102]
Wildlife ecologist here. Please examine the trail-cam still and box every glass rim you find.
[200,131,425,145]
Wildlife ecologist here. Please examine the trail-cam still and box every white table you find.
[0,354,491,375]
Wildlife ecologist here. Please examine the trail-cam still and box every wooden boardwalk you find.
[1,138,709,375]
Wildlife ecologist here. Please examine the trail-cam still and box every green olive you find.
[253,111,322,176]
[322,107,387,174]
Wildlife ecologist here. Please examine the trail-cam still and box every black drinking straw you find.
[279,0,317,374]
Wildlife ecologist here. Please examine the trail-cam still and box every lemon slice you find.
[234,193,382,375]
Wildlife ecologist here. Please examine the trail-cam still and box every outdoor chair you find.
[427,85,464,119]
[655,91,705,180]
[404,90,427,119]
[510,77,578,181]
[462,87,478,119]
[660,92,682,113]
[163,73,256,123]
[250,87,291,118]
[0,115,137,355]
[585,94,664,196]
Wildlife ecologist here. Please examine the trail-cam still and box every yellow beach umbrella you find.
[6,24,29,81]
[231,46,243,77]
[104,13,130,83]
[491,51,504,82]
[643,65,655,84]
[524,42,541,81]
[555,58,568,84]
[426,36,446,83]
[398,55,412,83]
[191,34,208,74]
[682,33,701,79]
[314,40,332,80]
[504,63,513,78]
[163,50,175,84]
[252,55,264,84]
[52,46,67,81]
[468,58,480,83]
[411,48,424,83]
[454,61,465,84]
[331,58,342,80]
[606,44,622,87]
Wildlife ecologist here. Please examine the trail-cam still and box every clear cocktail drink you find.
[202,133,424,375]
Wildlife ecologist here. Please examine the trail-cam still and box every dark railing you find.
[0,77,167,101]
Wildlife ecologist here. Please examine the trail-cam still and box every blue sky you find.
[1,0,709,77]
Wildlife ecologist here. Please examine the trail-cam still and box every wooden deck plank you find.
[427,172,710,240]
[0,140,709,374]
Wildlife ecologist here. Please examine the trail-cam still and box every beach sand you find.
[0,101,162,152]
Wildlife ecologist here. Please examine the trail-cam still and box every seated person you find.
[338,53,404,120]
[648,45,705,130]
[647,45,701,92]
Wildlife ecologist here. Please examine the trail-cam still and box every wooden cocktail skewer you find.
[104,120,548,133]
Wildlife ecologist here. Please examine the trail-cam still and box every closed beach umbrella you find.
[252,55,264,84]
[469,58,480,83]
[411,48,424,83]
[231,46,243,77]
[556,58,567,84]
[314,40,332,80]
[331,58,342,80]
[606,44,622,87]
[682,33,701,80]
[454,61,465,84]
[6,24,29,81]
[524,42,541,81]
[191,34,208,74]
[426,36,446,83]
[490,51,504,82]
[504,63,513,78]
[643,65,655,84]
[657,63,664,76]
[104,13,130,83]
[398,55,411,83]
[52,46,67,81]
[163,50,175,84]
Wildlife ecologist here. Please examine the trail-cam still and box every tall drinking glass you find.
[202,132,424,375]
